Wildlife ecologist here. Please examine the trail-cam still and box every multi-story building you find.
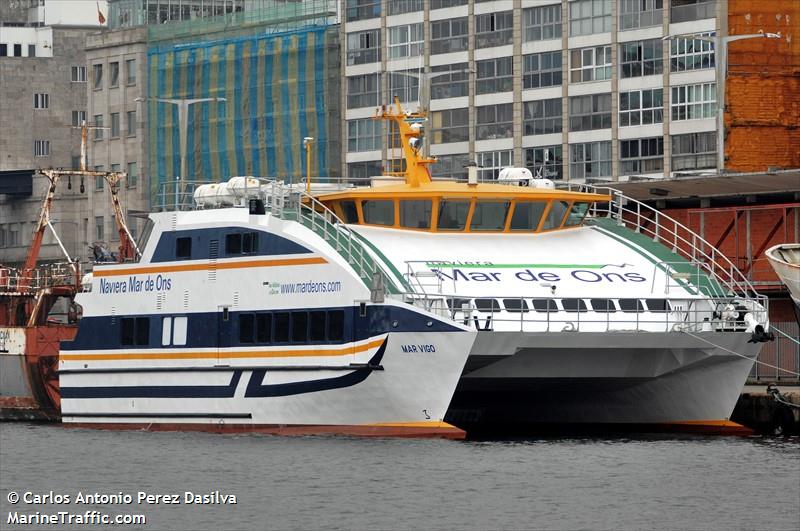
[0,1,107,264]
[340,0,787,183]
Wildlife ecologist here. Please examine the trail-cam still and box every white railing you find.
[388,292,769,334]
[559,183,761,300]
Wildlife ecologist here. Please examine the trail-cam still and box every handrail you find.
[560,183,761,300]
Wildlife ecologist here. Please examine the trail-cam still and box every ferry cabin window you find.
[239,314,255,343]
[162,317,172,346]
[562,298,588,312]
[173,316,187,345]
[310,311,327,341]
[362,200,395,226]
[531,299,558,312]
[341,201,359,223]
[619,299,645,312]
[475,298,501,312]
[438,200,470,230]
[226,233,242,254]
[503,298,529,312]
[446,298,471,311]
[327,310,345,342]
[225,232,259,255]
[565,202,590,227]
[471,201,510,231]
[256,314,272,343]
[274,312,290,342]
[542,200,570,230]
[242,232,258,253]
[590,299,616,312]
[292,312,309,342]
[400,200,432,229]
[175,237,192,259]
[646,299,669,312]
[510,202,546,231]
[121,317,150,346]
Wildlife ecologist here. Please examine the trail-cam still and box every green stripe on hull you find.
[426,262,612,269]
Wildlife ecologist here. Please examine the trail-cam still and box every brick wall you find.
[725,0,800,172]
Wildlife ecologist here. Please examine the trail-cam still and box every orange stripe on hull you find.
[658,420,754,436]
[60,338,384,362]
[92,256,327,277]
[61,422,466,440]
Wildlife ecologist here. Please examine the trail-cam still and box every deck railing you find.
[559,183,762,300]
[0,262,80,294]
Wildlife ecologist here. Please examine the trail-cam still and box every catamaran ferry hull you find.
[446,331,759,434]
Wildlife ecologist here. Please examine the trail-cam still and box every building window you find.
[620,0,663,30]
[620,89,663,126]
[109,61,119,87]
[92,64,103,89]
[347,74,379,109]
[126,110,136,136]
[523,51,562,89]
[71,110,87,126]
[13,44,22,57]
[28,44,36,57]
[672,132,717,171]
[671,83,716,121]
[430,17,468,55]
[431,108,469,144]
[525,146,564,180]
[570,0,611,36]
[95,216,104,241]
[33,140,50,157]
[476,150,513,181]
[523,4,562,42]
[523,98,562,136]
[476,103,513,140]
[620,137,664,175]
[347,161,382,182]
[570,46,612,83]
[569,94,611,131]
[94,169,104,192]
[127,162,137,187]
[620,39,663,78]
[387,0,423,15]
[110,113,120,138]
[670,0,716,24]
[389,23,423,60]
[570,141,612,180]
[71,156,81,169]
[430,0,467,8]
[670,32,715,72]
[33,93,49,109]
[347,119,382,152]
[476,57,513,95]
[387,71,419,104]
[0,44,6,57]
[125,58,136,84]
[475,11,513,49]
[431,63,469,99]
[346,29,380,66]
[430,154,469,181]
[345,0,380,21]
[71,66,87,82]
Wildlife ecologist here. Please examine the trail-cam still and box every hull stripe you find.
[92,256,327,277]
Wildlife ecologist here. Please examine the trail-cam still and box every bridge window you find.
[341,201,359,223]
[310,310,327,341]
[327,310,345,341]
[504,298,529,312]
[437,199,470,230]
[291,312,309,342]
[362,200,395,226]
[510,201,546,231]
[531,299,558,312]
[121,317,149,346]
[562,298,588,312]
[175,237,192,259]
[475,298,501,312]
[542,200,570,230]
[618,298,645,312]
[470,201,510,231]
[400,200,432,229]
[226,233,242,254]
[225,232,259,255]
[590,299,616,312]
[274,312,290,342]
[565,202,590,227]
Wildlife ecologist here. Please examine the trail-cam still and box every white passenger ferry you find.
[61,100,772,435]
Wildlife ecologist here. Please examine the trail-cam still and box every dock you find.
[732,384,800,435]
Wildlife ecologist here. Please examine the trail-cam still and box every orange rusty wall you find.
[725,0,800,172]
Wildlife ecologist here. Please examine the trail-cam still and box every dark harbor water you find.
[1,423,798,531]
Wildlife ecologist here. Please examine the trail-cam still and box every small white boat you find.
[765,243,800,311]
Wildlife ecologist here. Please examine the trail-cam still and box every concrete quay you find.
[732,384,800,435]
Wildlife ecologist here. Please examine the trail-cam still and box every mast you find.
[373,97,437,188]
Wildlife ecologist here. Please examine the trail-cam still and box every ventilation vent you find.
[233,292,240,308]
[110,306,116,325]
[171,212,177,231]
[208,239,219,282]
[183,290,189,310]
[156,292,165,310]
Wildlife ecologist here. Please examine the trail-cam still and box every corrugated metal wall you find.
[146,24,340,197]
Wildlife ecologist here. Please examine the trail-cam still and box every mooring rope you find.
[771,325,800,346]
[680,330,800,377]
